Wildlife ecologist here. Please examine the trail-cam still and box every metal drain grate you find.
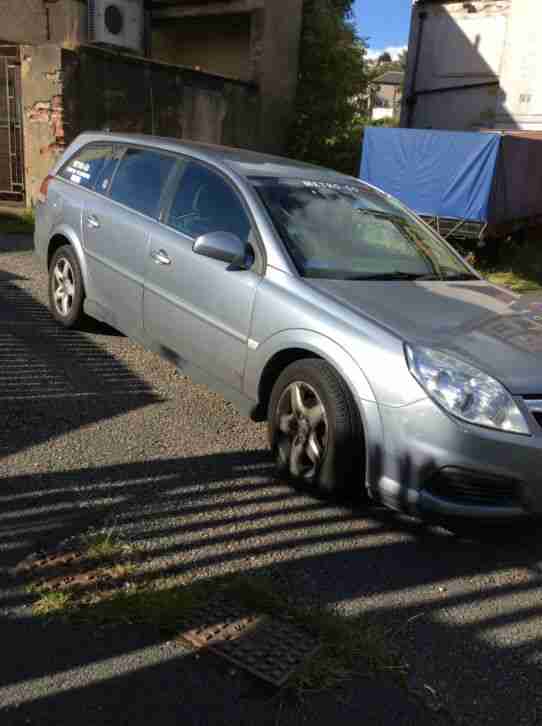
[180,596,320,687]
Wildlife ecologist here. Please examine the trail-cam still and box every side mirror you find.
[193,231,252,269]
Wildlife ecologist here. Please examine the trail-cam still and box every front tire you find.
[268,359,366,499]
[48,245,85,328]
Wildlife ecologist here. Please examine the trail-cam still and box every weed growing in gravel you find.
[33,590,72,616]
[25,531,138,615]
[82,531,127,560]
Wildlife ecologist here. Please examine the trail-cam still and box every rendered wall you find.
[0,0,86,45]
[152,14,252,81]
[401,0,512,130]
[495,0,542,130]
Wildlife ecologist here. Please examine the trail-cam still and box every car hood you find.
[308,278,542,395]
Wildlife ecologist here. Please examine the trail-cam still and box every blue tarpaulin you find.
[360,128,502,223]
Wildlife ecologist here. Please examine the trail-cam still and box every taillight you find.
[38,174,54,203]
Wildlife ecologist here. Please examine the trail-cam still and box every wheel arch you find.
[247,330,382,494]
[250,331,376,413]
[46,225,89,290]
[256,348,321,422]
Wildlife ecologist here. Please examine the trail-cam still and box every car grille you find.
[425,468,521,507]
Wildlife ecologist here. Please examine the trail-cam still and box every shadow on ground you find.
[0,232,33,255]
[1,249,542,725]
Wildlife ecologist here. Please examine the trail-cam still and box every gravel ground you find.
[1,238,542,724]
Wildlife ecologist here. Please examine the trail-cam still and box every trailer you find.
[360,127,542,245]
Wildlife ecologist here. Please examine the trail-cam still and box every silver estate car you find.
[35,132,542,521]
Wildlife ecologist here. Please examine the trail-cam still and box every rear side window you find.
[59,144,112,190]
[109,148,176,219]
[94,145,123,195]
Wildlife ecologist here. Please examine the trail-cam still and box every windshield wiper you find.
[348,271,440,281]
[439,269,479,281]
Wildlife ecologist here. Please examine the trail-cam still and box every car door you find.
[83,146,177,336]
[143,159,262,390]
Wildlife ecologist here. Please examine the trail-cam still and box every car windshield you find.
[251,177,476,281]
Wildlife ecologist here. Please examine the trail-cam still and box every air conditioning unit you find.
[88,0,144,54]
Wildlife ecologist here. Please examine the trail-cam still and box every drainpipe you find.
[406,9,427,128]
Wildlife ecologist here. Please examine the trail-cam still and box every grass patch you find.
[33,590,73,616]
[0,210,35,234]
[484,270,542,294]
[26,531,138,616]
[226,577,399,692]
[474,238,542,293]
[82,531,127,561]
[28,562,400,693]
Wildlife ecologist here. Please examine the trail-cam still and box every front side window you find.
[252,177,476,281]
[59,145,112,190]
[166,161,252,243]
[109,148,176,219]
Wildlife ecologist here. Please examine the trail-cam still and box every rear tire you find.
[268,359,366,499]
[48,245,85,328]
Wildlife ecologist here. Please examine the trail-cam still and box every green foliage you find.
[397,48,408,70]
[371,116,399,128]
[477,238,542,293]
[0,210,35,234]
[288,0,369,176]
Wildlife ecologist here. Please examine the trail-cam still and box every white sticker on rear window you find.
[73,160,91,173]
[66,164,90,183]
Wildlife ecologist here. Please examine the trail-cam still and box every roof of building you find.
[371,71,404,86]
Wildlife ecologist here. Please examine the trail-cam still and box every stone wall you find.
[20,43,260,205]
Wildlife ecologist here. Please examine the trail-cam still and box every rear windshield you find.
[251,177,476,281]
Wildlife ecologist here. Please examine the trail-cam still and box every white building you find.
[401,0,542,132]
[369,71,404,122]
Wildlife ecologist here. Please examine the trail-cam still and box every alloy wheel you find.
[52,257,76,317]
[276,381,328,480]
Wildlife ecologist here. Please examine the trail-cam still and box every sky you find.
[353,0,413,60]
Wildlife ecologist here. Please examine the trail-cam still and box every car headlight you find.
[405,344,530,435]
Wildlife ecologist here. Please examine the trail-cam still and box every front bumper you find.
[375,397,542,520]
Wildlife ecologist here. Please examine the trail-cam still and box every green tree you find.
[287,0,369,176]
[397,48,408,70]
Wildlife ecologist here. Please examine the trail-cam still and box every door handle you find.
[150,249,172,266]
[86,214,100,229]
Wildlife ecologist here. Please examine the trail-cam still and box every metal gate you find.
[0,46,24,203]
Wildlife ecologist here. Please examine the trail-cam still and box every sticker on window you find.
[302,180,362,194]
[66,164,91,183]
[73,160,91,173]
